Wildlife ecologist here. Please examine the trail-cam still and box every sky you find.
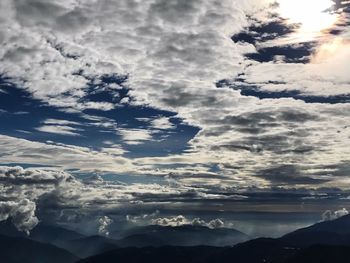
[0,0,350,237]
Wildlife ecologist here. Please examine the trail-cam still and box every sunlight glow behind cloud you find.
[276,0,339,41]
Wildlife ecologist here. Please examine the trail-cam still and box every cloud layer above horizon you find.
[0,0,350,232]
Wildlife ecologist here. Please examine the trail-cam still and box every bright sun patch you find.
[276,0,339,40]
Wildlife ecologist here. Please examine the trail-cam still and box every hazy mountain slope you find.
[112,225,249,247]
[0,220,85,243]
[80,215,350,263]
[63,235,118,258]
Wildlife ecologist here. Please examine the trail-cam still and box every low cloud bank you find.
[151,215,225,229]
[322,208,349,221]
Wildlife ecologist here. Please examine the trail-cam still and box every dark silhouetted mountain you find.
[78,244,350,263]
[78,238,295,263]
[0,219,28,237]
[286,245,350,263]
[78,246,226,263]
[229,215,350,262]
[297,214,350,234]
[112,224,249,247]
[281,214,350,247]
[0,234,78,263]
[222,237,297,263]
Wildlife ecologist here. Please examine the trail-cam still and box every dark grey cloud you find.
[255,164,329,185]
[312,162,350,178]
[205,108,317,129]
[14,0,91,33]
[211,134,315,155]
[202,108,317,156]
[149,0,200,24]
[220,82,350,104]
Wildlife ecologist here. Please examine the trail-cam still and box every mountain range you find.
[2,215,350,262]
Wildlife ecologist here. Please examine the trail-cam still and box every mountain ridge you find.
[79,214,350,263]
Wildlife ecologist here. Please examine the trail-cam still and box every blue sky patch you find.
[0,76,199,158]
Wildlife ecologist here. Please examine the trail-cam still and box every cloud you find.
[0,199,39,234]
[0,135,133,173]
[36,125,82,136]
[118,128,153,145]
[0,167,75,229]
[322,208,349,221]
[0,165,237,233]
[151,117,175,130]
[98,216,113,236]
[43,119,82,126]
[0,0,263,112]
[255,164,329,185]
[208,219,225,229]
[2,165,350,234]
[126,211,160,224]
[0,166,124,232]
[0,0,349,213]
[0,165,72,185]
[151,215,225,229]
[151,215,188,227]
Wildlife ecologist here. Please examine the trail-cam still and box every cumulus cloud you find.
[0,165,73,188]
[98,216,113,236]
[0,0,261,111]
[208,219,225,229]
[0,166,75,233]
[151,215,225,229]
[126,210,160,224]
[0,165,239,233]
[151,215,188,227]
[0,199,39,234]
[322,208,349,221]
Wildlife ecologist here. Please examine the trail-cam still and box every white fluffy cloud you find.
[0,0,261,110]
[0,199,39,234]
[0,166,73,233]
[98,216,113,236]
[151,215,225,229]
[118,128,154,145]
